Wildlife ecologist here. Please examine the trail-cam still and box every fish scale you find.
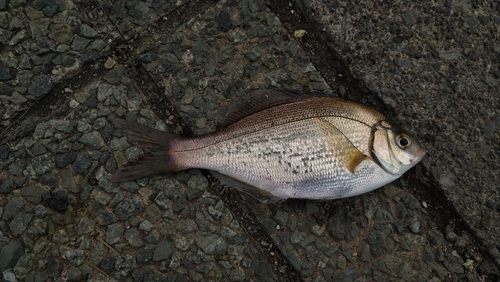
[180,118,395,200]
[110,90,426,203]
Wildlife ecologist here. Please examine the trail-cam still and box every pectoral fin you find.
[315,118,368,173]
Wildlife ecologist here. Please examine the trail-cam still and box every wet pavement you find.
[0,0,499,281]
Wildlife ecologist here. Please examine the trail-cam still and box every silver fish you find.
[110,90,426,203]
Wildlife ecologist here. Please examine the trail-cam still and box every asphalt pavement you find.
[0,0,499,281]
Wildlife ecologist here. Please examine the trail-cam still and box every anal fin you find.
[210,171,286,204]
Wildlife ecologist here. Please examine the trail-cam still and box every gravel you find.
[0,0,498,281]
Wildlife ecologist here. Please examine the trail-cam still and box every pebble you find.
[195,233,227,255]
[79,131,105,150]
[114,195,145,220]
[48,190,68,211]
[0,0,495,280]
[2,197,24,221]
[445,232,459,242]
[409,220,420,234]
[125,228,145,248]
[106,223,124,244]
[365,230,386,257]
[0,240,24,272]
[153,239,174,261]
[100,257,116,273]
[9,212,33,236]
[27,73,52,98]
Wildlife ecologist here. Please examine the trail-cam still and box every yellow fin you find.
[346,148,367,173]
[315,118,368,173]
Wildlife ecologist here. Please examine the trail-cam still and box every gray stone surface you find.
[305,0,500,272]
[0,0,498,281]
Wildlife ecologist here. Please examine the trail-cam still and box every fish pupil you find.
[399,137,409,147]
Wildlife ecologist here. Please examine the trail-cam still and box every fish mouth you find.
[414,146,427,161]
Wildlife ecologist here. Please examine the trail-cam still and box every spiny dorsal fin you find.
[220,89,329,128]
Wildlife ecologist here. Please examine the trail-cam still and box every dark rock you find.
[251,260,271,281]
[0,64,15,81]
[333,266,358,281]
[228,234,247,245]
[61,248,84,266]
[77,217,95,235]
[244,62,260,77]
[47,23,73,44]
[119,181,140,192]
[374,209,393,224]
[21,184,44,203]
[244,47,262,61]
[73,153,91,174]
[138,53,157,63]
[2,197,24,220]
[0,240,24,272]
[409,220,420,234]
[0,178,15,194]
[218,10,231,31]
[9,212,33,236]
[427,229,444,248]
[114,195,145,220]
[401,10,415,26]
[125,228,144,248]
[104,65,125,84]
[145,230,161,244]
[36,0,51,9]
[106,223,124,244]
[28,73,53,98]
[34,204,51,218]
[56,152,76,168]
[137,247,155,264]
[445,232,458,242]
[81,50,102,63]
[42,5,58,17]
[79,131,104,150]
[30,142,46,155]
[444,222,455,234]
[40,171,58,188]
[153,239,174,261]
[163,178,186,203]
[100,257,115,273]
[0,0,8,11]
[65,266,82,281]
[365,230,386,257]
[400,234,426,251]
[49,190,68,211]
[79,24,99,38]
[0,145,10,159]
[329,207,346,241]
[195,234,227,255]
[96,208,117,225]
[60,169,78,193]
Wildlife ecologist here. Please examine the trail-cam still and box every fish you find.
[109,90,426,203]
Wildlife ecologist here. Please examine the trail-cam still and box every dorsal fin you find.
[220,89,327,127]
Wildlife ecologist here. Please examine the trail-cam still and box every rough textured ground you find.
[0,0,499,281]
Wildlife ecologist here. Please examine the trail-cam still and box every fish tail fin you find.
[109,118,186,182]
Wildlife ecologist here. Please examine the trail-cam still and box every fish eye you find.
[396,134,412,149]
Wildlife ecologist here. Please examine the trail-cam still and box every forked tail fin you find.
[109,118,185,182]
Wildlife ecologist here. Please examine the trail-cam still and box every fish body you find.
[110,90,426,203]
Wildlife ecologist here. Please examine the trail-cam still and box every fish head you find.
[370,120,426,175]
